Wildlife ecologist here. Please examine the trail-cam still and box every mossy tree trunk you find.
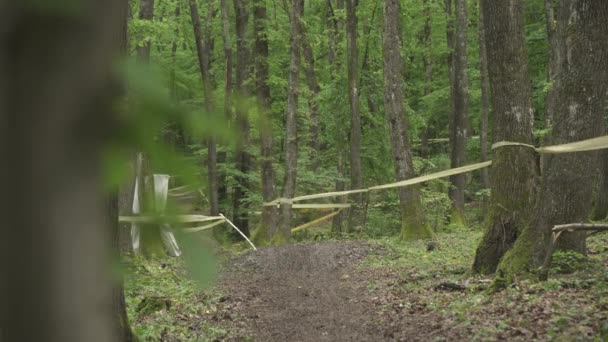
[472,0,537,275]
[383,0,432,241]
[530,0,608,255]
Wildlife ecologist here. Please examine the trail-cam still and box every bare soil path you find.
[210,241,442,341]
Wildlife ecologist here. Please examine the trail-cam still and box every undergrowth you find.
[362,227,608,341]
[124,255,228,341]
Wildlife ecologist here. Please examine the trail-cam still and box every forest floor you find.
[125,229,608,341]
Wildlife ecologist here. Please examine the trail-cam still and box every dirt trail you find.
[212,242,441,341]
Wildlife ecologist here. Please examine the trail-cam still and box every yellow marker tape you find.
[119,214,225,224]
[291,203,351,209]
[493,135,608,154]
[291,209,344,233]
[368,161,492,191]
[183,218,226,233]
[266,135,608,208]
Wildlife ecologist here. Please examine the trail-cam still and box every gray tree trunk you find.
[218,0,233,207]
[232,0,251,236]
[253,0,278,242]
[383,0,432,241]
[302,29,322,170]
[346,0,364,232]
[478,0,490,193]
[539,0,608,254]
[189,0,219,216]
[594,150,608,220]
[0,1,124,340]
[472,0,537,275]
[279,0,304,242]
[448,0,469,224]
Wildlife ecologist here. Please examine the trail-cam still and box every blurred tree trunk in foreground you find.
[0,1,124,341]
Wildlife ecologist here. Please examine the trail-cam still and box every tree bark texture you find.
[302,29,322,170]
[346,0,364,232]
[472,0,537,275]
[189,0,219,216]
[535,0,608,255]
[0,1,124,340]
[218,0,233,207]
[594,150,608,220]
[232,0,252,236]
[448,0,469,223]
[423,0,433,97]
[383,0,432,241]
[253,0,279,243]
[544,0,563,128]
[279,0,304,243]
[478,0,490,192]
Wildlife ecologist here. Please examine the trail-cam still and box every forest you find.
[2,0,608,341]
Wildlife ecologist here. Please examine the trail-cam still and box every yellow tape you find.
[493,135,608,154]
[291,209,344,232]
[292,203,351,209]
[119,214,224,224]
[265,135,608,209]
[368,161,492,191]
[263,190,367,207]
[183,218,226,233]
[538,135,608,154]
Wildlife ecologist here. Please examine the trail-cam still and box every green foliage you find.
[124,255,226,341]
[551,251,589,275]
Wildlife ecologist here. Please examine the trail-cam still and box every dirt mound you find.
[211,241,443,341]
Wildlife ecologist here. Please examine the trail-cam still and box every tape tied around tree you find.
[492,135,608,154]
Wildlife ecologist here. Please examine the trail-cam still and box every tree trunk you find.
[543,0,561,128]
[594,150,608,220]
[137,0,155,63]
[423,0,433,97]
[218,0,233,207]
[332,151,348,233]
[0,1,123,340]
[329,0,348,233]
[109,193,136,342]
[253,0,278,243]
[383,0,432,241]
[535,0,608,255]
[346,0,364,232]
[448,0,469,224]
[479,0,490,192]
[302,31,321,171]
[114,2,136,340]
[232,0,251,236]
[326,0,338,74]
[189,0,219,216]
[170,4,181,100]
[472,0,537,275]
[360,2,380,117]
[278,0,304,243]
